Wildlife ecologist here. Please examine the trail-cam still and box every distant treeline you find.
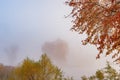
[81,62,120,80]
[0,54,73,80]
[0,54,120,80]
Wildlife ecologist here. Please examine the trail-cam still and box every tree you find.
[104,62,118,79]
[0,64,14,80]
[39,54,63,80]
[81,76,88,80]
[66,0,120,62]
[95,70,104,80]
[81,62,120,80]
[11,54,73,80]
[14,58,39,80]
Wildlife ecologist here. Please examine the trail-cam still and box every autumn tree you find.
[39,54,64,80]
[81,62,120,80]
[0,64,14,80]
[10,54,73,80]
[66,0,120,62]
[81,76,88,80]
[103,62,118,79]
[95,70,104,80]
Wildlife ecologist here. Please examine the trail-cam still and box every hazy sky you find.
[0,0,119,80]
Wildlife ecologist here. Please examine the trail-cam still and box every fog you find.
[42,39,69,64]
[0,0,119,80]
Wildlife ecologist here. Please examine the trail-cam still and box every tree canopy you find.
[8,54,73,80]
[66,0,120,63]
[81,62,120,80]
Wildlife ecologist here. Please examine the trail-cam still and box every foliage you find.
[81,62,120,80]
[66,0,120,62]
[95,70,104,80]
[0,64,14,80]
[81,76,88,80]
[8,54,73,80]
